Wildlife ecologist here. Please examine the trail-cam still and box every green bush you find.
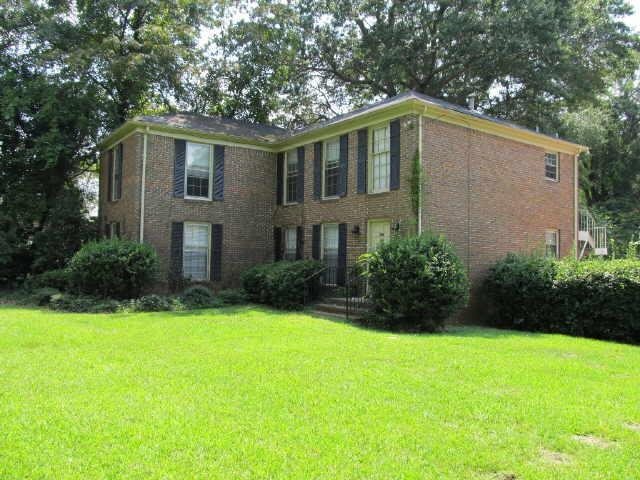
[241,260,323,309]
[181,285,221,309]
[30,287,61,306]
[361,233,469,332]
[25,268,72,291]
[483,253,558,331]
[216,288,248,305]
[49,293,122,313]
[67,239,158,299]
[132,294,172,312]
[485,256,640,343]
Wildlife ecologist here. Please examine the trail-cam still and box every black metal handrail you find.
[345,262,369,320]
[302,265,328,306]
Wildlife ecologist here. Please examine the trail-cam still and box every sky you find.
[627,0,640,31]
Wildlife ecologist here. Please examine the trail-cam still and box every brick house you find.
[99,91,586,303]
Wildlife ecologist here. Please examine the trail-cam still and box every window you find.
[106,222,120,239]
[370,124,390,192]
[545,230,559,258]
[183,223,210,281]
[186,142,213,199]
[284,227,297,260]
[284,150,298,204]
[545,152,558,181]
[321,224,339,284]
[323,138,340,198]
[111,145,123,201]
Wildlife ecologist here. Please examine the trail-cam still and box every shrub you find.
[181,285,221,309]
[30,287,61,306]
[241,260,323,309]
[132,294,172,312]
[25,268,71,291]
[485,255,640,343]
[361,233,469,332]
[216,288,248,305]
[49,293,122,313]
[484,253,558,330]
[67,239,158,299]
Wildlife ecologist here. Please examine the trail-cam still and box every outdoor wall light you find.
[352,225,361,235]
[392,222,401,232]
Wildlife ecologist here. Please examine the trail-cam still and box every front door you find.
[368,220,391,252]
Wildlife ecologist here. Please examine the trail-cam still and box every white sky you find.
[627,0,640,31]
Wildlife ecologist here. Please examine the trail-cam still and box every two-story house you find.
[99,91,586,301]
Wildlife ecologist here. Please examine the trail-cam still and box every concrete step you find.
[322,297,370,308]
[313,303,348,316]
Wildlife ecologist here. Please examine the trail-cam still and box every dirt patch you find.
[572,434,615,448]
[540,448,572,464]
[624,422,640,432]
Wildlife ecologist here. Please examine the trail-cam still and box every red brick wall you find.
[422,118,576,287]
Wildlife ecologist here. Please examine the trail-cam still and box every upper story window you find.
[545,152,559,181]
[545,230,559,258]
[370,123,390,193]
[284,227,297,260]
[186,142,213,199]
[183,222,210,281]
[285,149,298,204]
[111,144,123,201]
[323,138,340,198]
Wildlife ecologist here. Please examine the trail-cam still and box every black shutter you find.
[339,134,348,197]
[174,139,186,198]
[104,222,111,239]
[276,153,284,205]
[211,224,223,281]
[296,226,304,260]
[297,146,305,203]
[312,224,321,260]
[390,119,401,190]
[170,222,184,280]
[213,145,224,200]
[313,142,322,200]
[115,222,121,238]
[337,223,347,286]
[357,129,368,194]
[107,150,114,202]
[274,227,282,261]
[116,143,123,200]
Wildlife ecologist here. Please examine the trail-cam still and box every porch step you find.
[310,297,371,319]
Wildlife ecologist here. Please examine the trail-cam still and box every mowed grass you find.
[1,306,639,479]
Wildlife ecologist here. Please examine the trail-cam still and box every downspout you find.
[574,152,579,259]
[417,109,426,234]
[139,127,148,242]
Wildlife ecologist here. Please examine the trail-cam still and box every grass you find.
[1,305,639,479]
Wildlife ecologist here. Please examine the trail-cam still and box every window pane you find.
[371,126,390,191]
[545,231,558,258]
[184,224,209,281]
[324,139,340,197]
[186,143,211,198]
[286,150,298,203]
[545,153,558,180]
[284,228,297,260]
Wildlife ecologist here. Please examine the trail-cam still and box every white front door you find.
[368,220,391,252]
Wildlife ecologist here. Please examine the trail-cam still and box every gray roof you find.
[136,113,288,142]
[124,91,581,149]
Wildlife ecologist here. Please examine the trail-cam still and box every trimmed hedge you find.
[241,260,323,309]
[67,239,158,299]
[25,268,71,291]
[362,233,469,332]
[485,254,640,343]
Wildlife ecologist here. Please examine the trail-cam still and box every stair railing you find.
[302,265,328,306]
[345,263,369,321]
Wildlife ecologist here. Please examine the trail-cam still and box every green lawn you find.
[1,306,639,479]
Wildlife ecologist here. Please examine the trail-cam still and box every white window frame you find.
[545,152,559,182]
[184,142,214,201]
[284,227,297,260]
[368,122,391,194]
[367,219,391,252]
[111,146,122,202]
[108,222,119,239]
[322,137,341,200]
[320,223,339,261]
[545,229,559,258]
[183,222,211,281]
[283,149,298,205]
